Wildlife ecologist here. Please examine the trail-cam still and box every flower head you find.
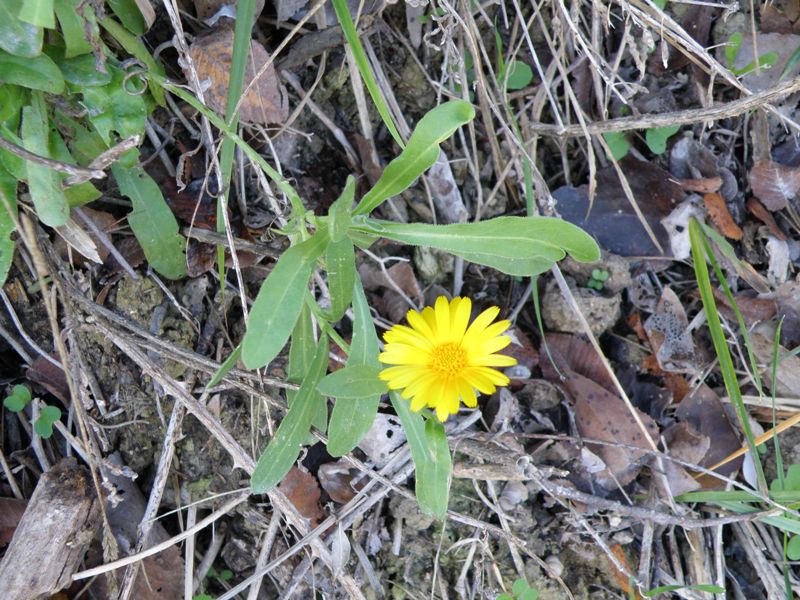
[378,296,517,422]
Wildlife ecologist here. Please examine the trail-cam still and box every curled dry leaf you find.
[679,177,721,194]
[566,372,659,489]
[26,354,69,403]
[278,467,326,526]
[748,160,800,211]
[746,197,787,241]
[318,460,362,503]
[188,28,289,125]
[643,287,697,373]
[703,192,742,240]
[675,384,742,486]
[540,333,616,394]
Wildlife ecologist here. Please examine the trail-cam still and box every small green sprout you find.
[725,32,778,76]
[34,405,62,439]
[3,385,32,412]
[587,268,610,290]
[498,578,539,600]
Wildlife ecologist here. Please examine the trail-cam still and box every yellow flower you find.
[378,296,517,422]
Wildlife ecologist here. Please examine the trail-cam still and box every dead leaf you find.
[278,467,325,526]
[504,326,538,376]
[746,197,787,241]
[659,421,707,495]
[540,333,616,395]
[553,157,683,256]
[26,354,68,403]
[748,160,800,211]
[134,0,156,29]
[662,373,691,403]
[711,288,777,327]
[643,287,697,373]
[703,192,742,240]
[358,261,424,307]
[762,0,800,34]
[675,384,743,486]
[188,28,289,125]
[679,177,721,193]
[566,372,659,489]
[318,460,361,504]
[721,32,800,91]
[752,326,800,397]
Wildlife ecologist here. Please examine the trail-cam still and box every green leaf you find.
[733,51,778,76]
[251,335,329,494]
[241,233,327,369]
[325,237,355,322]
[652,0,666,8]
[99,17,166,106]
[111,163,187,279]
[354,101,475,215]
[602,131,629,160]
[512,579,529,595]
[504,60,533,90]
[0,85,25,122]
[390,392,452,518]
[645,125,680,155]
[326,279,382,456]
[54,0,96,58]
[57,52,113,87]
[520,589,539,600]
[726,32,742,68]
[788,535,800,561]
[0,0,43,57]
[287,304,315,406]
[22,94,69,226]
[780,44,800,81]
[207,345,241,388]
[81,64,148,145]
[0,50,64,94]
[329,176,355,243]
[107,0,146,35]
[48,126,101,206]
[0,163,17,286]
[11,385,30,404]
[356,216,600,276]
[0,126,27,181]
[644,584,725,597]
[34,404,61,438]
[318,364,387,398]
[330,0,403,147]
[18,0,56,29]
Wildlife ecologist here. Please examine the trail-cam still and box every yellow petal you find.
[410,395,427,412]
[457,378,478,407]
[406,309,436,341]
[451,296,472,339]
[461,306,500,346]
[463,368,498,394]
[434,296,451,341]
[384,325,435,349]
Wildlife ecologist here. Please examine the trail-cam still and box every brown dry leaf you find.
[711,288,777,327]
[188,28,289,125]
[703,192,742,240]
[751,328,800,398]
[134,0,156,29]
[0,498,27,547]
[643,287,696,373]
[553,157,683,256]
[746,197,787,240]
[566,372,659,489]
[662,373,691,403]
[540,333,615,394]
[679,176,721,193]
[762,0,800,33]
[748,160,800,211]
[278,467,325,526]
[660,421,707,495]
[504,326,538,375]
[675,384,742,486]
[318,460,361,504]
[26,354,68,403]
[358,261,424,307]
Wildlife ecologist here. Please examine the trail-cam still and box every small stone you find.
[413,246,454,283]
[542,277,621,336]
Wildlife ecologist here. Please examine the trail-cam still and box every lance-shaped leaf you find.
[354,216,600,276]
[318,364,387,398]
[325,237,355,322]
[390,392,452,518]
[326,279,382,456]
[353,101,475,215]
[251,335,329,494]
[242,233,327,369]
[112,163,186,279]
[0,163,16,287]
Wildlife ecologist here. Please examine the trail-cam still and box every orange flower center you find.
[430,342,467,378]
